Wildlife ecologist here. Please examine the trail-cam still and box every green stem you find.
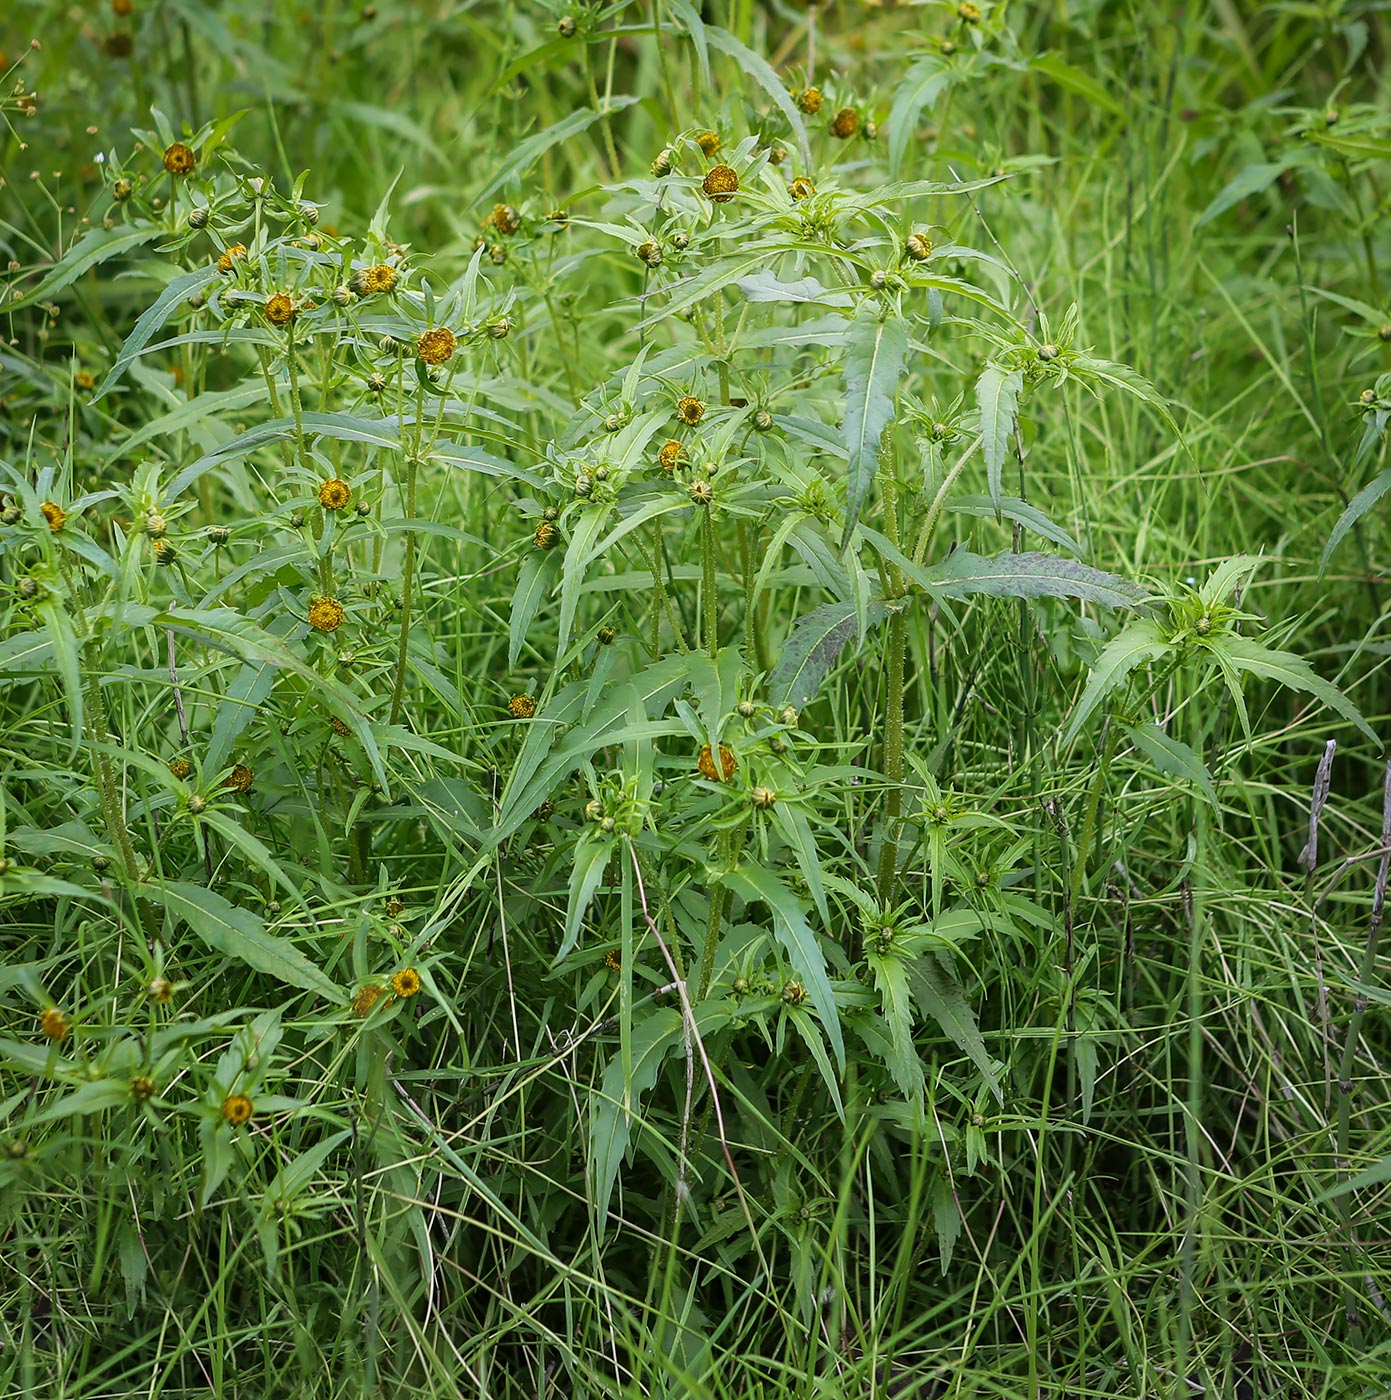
[701,504,718,660]
[388,452,418,726]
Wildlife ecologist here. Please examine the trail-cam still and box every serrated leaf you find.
[94,265,222,400]
[887,57,956,179]
[1125,722,1217,808]
[841,309,910,549]
[903,955,1000,1101]
[1063,617,1171,746]
[1322,469,1391,573]
[8,225,163,312]
[947,495,1082,555]
[770,599,890,709]
[866,950,925,1102]
[1222,636,1378,746]
[976,364,1024,513]
[139,880,338,1001]
[924,550,1147,610]
[476,99,640,206]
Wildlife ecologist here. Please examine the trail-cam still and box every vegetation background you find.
[2,1,1391,1396]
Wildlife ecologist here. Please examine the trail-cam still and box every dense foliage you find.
[2,3,1390,1396]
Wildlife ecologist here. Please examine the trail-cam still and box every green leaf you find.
[1222,636,1378,746]
[1322,470,1391,573]
[1029,52,1124,116]
[976,364,1024,513]
[7,225,164,312]
[510,551,557,671]
[94,265,222,400]
[1125,723,1218,808]
[887,57,956,179]
[725,863,844,1072]
[139,880,338,1002]
[705,27,810,165]
[841,308,910,549]
[924,550,1147,610]
[770,599,891,709]
[903,955,1001,1101]
[1063,617,1171,745]
[866,950,925,1102]
[1195,161,1291,229]
[475,99,640,206]
[947,495,1081,555]
[558,836,614,966]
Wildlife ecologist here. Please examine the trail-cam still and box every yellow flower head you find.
[264,293,295,326]
[318,477,351,510]
[40,1007,70,1041]
[701,165,739,203]
[352,983,384,1016]
[40,502,66,532]
[488,203,521,236]
[221,1093,254,1126]
[534,521,561,550]
[695,131,721,156]
[330,716,351,737]
[309,597,345,633]
[168,757,192,780]
[676,396,706,426]
[905,233,933,262]
[957,1,981,21]
[75,370,95,391]
[797,87,823,114]
[217,243,247,273]
[508,693,538,720]
[789,177,815,201]
[658,439,684,472]
[604,948,621,972]
[225,763,253,793]
[162,142,195,176]
[354,262,398,295]
[697,743,737,782]
[830,108,859,139]
[391,967,422,998]
[417,326,457,366]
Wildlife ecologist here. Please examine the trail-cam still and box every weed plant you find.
[2,2,1391,1397]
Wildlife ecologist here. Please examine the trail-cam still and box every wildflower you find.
[352,263,398,295]
[168,757,192,779]
[488,203,521,236]
[318,478,351,510]
[781,979,807,1006]
[75,369,94,390]
[40,1007,69,1041]
[751,785,777,809]
[162,142,195,176]
[508,694,537,720]
[534,521,561,550]
[702,165,739,202]
[391,968,422,998]
[658,439,684,472]
[651,148,674,177]
[113,178,134,201]
[151,539,176,565]
[40,501,65,532]
[696,131,721,156]
[698,743,737,782]
[957,1,981,20]
[689,479,713,506]
[677,396,705,425]
[830,108,859,139]
[352,983,383,1016]
[148,977,174,1003]
[130,1075,155,1101]
[417,326,457,366]
[905,233,933,262]
[225,763,253,793]
[217,243,247,273]
[330,716,351,737]
[221,1093,254,1126]
[789,177,815,200]
[309,597,346,632]
[604,948,621,972]
[798,87,823,114]
[636,240,663,267]
[264,293,295,326]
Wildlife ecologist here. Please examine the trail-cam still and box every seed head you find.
[40,1007,70,1041]
[677,395,705,425]
[697,743,737,782]
[534,520,561,550]
[696,131,721,156]
[264,293,296,326]
[508,693,538,720]
[488,203,521,236]
[319,478,351,510]
[392,968,422,998]
[830,108,859,139]
[905,233,933,262]
[789,177,815,200]
[798,87,823,114]
[417,326,457,366]
[702,164,739,202]
[217,243,247,273]
[225,763,253,793]
[309,597,346,632]
[40,501,66,532]
[169,757,192,779]
[352,983,383,1016]
[162,142,195,176]
[221,1093,254,1127]
[636,239,663,267]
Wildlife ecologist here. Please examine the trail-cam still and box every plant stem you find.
[388,450,418,726]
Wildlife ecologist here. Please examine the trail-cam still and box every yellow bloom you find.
[417,326,457,366]
[701,165,739,203]
[391,967,422,998]
[697,743,737,782]
[604,948,621,972]
[162,142,195,176]
[676,396,705,426]
[224,763,253,793]
[318,478,351,510]
[308,597,345,632]
[221,1093,254,1126]
[352,983,384,1016]
[168,757,192,780]
[487,203,521,236]
[264,293,295,326]
[534,521,561,550]
[507,694,537,720]
[830,108,859,139]
[797,87,823,114]
[354,262,398,295]
[217,243,247,274]
[40,1007,70,1041]
[658,439,684,471]
[75,370,95,391]
[789,177,815,201]
[696,131,721,156]
[40,502,66,532]
[329,716,351,737]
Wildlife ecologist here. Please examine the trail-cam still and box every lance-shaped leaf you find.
[770,599,891,709]
[886,56,957,179]
[475,98,640,206]
[1222,635,1378,746]
[95,265,222,400]
[976,363,1024,514]
[1063,617,1172,746]
[924,550,1148,610]
[841,308,910,549]
[1322,469,1391,574]
[7,225,163,312]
